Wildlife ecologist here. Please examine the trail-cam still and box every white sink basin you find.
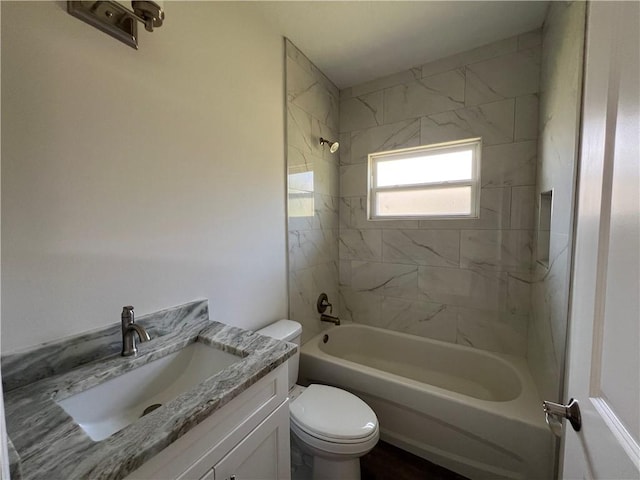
[57,342,242,441]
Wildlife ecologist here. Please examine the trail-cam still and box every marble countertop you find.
[2,302,295,480]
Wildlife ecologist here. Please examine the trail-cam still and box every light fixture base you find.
[67,1,139,49]
[132,1,164,32]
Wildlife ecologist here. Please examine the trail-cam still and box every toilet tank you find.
[256,320,302,390]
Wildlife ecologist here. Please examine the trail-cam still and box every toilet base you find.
[291,429,368,480]
[312,456,360,480]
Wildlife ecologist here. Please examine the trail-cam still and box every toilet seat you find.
[290,384,379,450]
[290,416,379,456]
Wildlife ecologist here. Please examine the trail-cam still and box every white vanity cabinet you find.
[126,365,291,480]
[208,401,289,480]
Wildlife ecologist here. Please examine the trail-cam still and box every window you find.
[368,138,482,220]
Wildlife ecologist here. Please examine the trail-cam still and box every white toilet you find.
[257,320,379,480]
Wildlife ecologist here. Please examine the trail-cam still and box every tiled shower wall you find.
[338,30,542,356]
[528,2,586,402]
[286,40,341,343]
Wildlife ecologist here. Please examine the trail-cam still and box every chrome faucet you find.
[320,313,341,325]
[121,305,151,356]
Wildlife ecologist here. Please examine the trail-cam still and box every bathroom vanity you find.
[1,301,294,480]
[127,366,290,480]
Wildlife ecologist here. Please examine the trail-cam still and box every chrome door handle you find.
[543,398,582,436]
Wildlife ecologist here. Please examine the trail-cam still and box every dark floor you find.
[361,441,470,480]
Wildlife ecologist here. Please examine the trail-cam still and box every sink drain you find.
[141,403,162,417]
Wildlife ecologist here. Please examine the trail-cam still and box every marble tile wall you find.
[286,40,341,343]
[338,30,543,356]
[528,2,586,402]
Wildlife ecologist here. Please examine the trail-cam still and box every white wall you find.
[1,2,287,352]
[0,5,10,478]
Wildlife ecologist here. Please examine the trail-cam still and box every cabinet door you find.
[214,401,290,480]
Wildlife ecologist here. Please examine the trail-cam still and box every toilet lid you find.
[290,384,378,441]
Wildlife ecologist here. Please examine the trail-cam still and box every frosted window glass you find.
[376,187,472,217]
[376,150,473,187]
[368,138,481,219]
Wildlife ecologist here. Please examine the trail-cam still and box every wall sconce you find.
[67,1,165,50]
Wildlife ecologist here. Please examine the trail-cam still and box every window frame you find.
[367,137,482,221]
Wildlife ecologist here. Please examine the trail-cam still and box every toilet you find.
[257,320,379,480]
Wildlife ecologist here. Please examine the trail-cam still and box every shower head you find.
[320,137,340,153]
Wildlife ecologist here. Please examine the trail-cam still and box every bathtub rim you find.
[315,322,523,402]
[300,323,547,430]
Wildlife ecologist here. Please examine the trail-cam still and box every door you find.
[561,2,640,479]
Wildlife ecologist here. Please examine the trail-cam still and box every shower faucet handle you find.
[317,293,333,314]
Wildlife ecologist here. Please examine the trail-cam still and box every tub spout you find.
[320,313,340,326]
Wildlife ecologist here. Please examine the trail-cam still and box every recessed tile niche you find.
[537,190,552,266]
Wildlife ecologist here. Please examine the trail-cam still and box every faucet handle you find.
[122,305,134,323]
[317,293,333,314]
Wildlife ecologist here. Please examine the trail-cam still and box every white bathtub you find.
[299,324,553,480]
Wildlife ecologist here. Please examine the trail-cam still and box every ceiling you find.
[253,1,549,88]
